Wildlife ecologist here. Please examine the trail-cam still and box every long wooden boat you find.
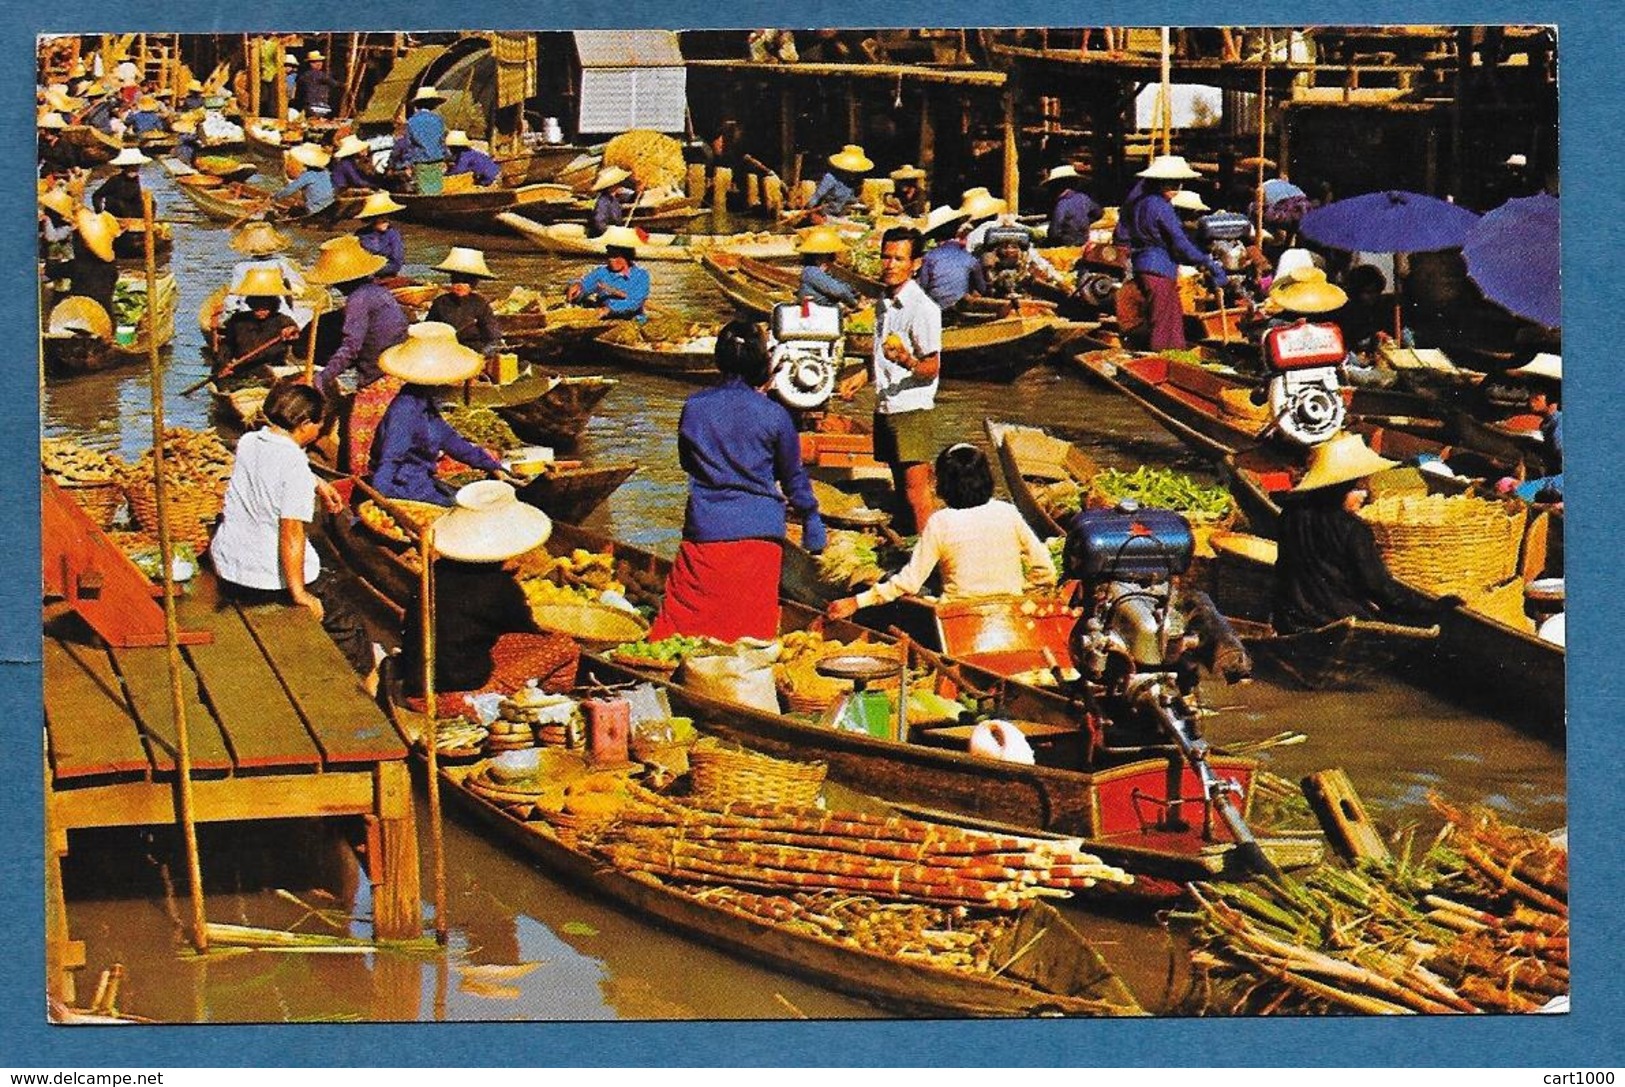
[168,172,367,225]
[1207,525,1563,737]
[461,371,618,448]
[513,461,638,523]
[43,273,178,376]
[587,330,720,381]
[390,183,581,232]
[849,316,1059,383]
[384,693,1143,1017]
[497,213,798,262]
[60,124,121,166]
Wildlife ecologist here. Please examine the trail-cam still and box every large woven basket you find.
[529,601,649,648]
[1467,577,1536,634]
[688,738,827,807]
[123,474,225,551]
[1209,531,1278,623]
[61,480,126,530]
[1360,494,1525,598]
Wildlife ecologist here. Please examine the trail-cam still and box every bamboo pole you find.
[1001,92,1019,214]
[419,526,448,944]
[274,37,289,124]
[1256,33,1269,241]
[144,190,208,953]
[1159,28,1173,156]
[248,36,261,121]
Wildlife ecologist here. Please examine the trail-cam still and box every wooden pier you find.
[43,570,420,1004]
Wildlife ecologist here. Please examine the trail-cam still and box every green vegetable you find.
[1091,466,1233,519]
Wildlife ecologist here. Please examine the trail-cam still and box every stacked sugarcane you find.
[602,803,1132,910]
[693,886,1009,973]
[1180,795,1567,1015]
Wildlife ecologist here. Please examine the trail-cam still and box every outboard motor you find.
[1196,210,1255,275]
[977,224,1034,299]
[1260,319,1348,446]
[767,299,843,412]
[1061,503,1275,873]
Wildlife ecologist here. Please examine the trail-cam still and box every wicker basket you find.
[688,738,827,807]
[1467,577,1536,634]
[529,601,649,647]
[61,480,126,530]
[123,473,225,551]
[1209,531,1278,623]
[1360,494,1525,598]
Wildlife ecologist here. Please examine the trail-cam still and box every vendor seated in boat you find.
[1495,353,1563,505]
[274,142,337,219]
[566,226,650,321]
[329,134,377,192]
[808,144,871,223]
[223,220,312,327]
[397,480,580,704]
[883,164,929,218]
[795,225,863,310]
[1272,431,1460,635]
[216,268,300,391]
[368,322,508,506]
[827,443,1055,620]
[425,246,500,354]
[445,129,502,187]
[352,191,407,278]
[587,166,636,237]
[915,204,987,323]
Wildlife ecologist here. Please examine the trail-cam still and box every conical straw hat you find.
[958,186,1006,221]
[75,208,122,262]
[230,220,291,255]
[306,234,387,284]
[377,321,484,385]
[1170,189,1209,213]
[435,247,495,278]
[590,165,631,192]
[1267,267,1347,315]
[109,148,151,168]
[1044,164,1081,185]
[1291,431,1398,493]
[795,225,847,255]
[235,266,290,298]
[412,85,446,103]
[432,480,553,563]
[598,225,642,252]
[37,110,68,130]
[1138,154,1201,180]
[288,142,331,169]
[889,163,925,182]
[333,134,371,159]
[921,203,968,237]
[355,191,406,218]
[47,296,113,339]
[39,188,76,219]
[445,129,471,148]
[828,144,873,173]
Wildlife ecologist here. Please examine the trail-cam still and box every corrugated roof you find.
[574,30,683,68]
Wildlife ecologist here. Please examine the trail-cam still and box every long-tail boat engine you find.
[1061,503,1276,871]
[1260,317,1349,446]
[766,299,844,412]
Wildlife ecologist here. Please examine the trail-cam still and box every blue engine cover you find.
[1063,506,1194,581]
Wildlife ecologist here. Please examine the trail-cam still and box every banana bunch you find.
[556,548,621,592]
[42,438,124,485]
[521,578,601,607]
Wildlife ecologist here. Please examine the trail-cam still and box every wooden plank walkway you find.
[45,570,421,1002]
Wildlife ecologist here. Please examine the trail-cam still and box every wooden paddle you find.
[227,198,277,232]
[179,327,297,395]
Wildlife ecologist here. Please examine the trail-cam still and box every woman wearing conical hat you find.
[445,130,501,187]
[809,143,872,222]
[216,266,301,391]
[38,188,78,292]
[351,190,407,278]
[794,226,862,310]
[66,208,120,315]
[1115,154,1230,350]
[1272,431,1458,635]
[425,247,500,354]
[586,165,636,238]
[883,164,928,218]
[273,142,337,218]
[329,134,377,192]
[92,147,148,219]
[223,220,313,327]
[367,322,505,505]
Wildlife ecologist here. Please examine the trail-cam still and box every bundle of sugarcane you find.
[693,886,1007,973]
[602,803,1130,910]
[1181,797,1567,1015]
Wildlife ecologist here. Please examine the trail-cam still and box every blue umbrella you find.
[1300,190,1481,254]
[1463,193,1560,329]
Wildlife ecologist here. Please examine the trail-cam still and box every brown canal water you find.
[44,165,1565,1022]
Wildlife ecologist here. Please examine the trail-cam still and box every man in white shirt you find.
[838,225,943,533]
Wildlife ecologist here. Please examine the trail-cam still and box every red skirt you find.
[404,632,579,716]
[346,374,405,478]
[1137,272,1188,351]
[647,539,782,643]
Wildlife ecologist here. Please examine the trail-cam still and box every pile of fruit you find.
[355,498,451,545]
[126,427,234,490]
[512,546,632,617]
[598,314,717,349]
[442,404,518,451]
[611,634,709,670]
[42,437,124,486]
[815,529,884,589]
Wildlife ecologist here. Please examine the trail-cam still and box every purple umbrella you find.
[1463,193,1560,329]
[1300,190,1481,254]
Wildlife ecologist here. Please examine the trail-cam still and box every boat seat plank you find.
[107,642,235,775]
[44,638,152,781]
[178,577,323,772]
[237,602,406,765]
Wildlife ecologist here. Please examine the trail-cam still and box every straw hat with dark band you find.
[1138,154,1201,181]
[889,164,926,182]
[590,165,632,192]
[436,247,495,279]
[230,220,291,255]
[432,480,553,563]
[1267,267,1348,315]
[378,321,485,385]
[75,208,122,262]
[1290,431,1398,493]
[828,144,873,173]
[306,234,387,284]
[355,191,406,219]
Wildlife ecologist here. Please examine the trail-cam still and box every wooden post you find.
[779,87,796,180]
[274,37,289,124]
[763,173,784,219]
[846,83,861,145]
[369,761,422,940]
[145,190,209,953]
[892,635,911,743]
[1001,91,1019,214]
[712,166,733,212]
[419,528,448,944]
[1159,27,1173,155]
[917,92,935,180]
[1256,34,1269,240]
[248,36,261,121]
[1301,769,1392,863]
[745,172,761,208]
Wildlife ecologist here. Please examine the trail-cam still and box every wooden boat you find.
[168,172,367,225]
[384,693,1143,1017]
[391,183,583,233]
[112,219,173,264]
[192,155,258,183]
[513,461,638,524]
[43,273,178,376]
[588,329,721,381]
[1074,350,1447,461]
[985,418,1100,539]
[847,316,1059,383]
[497,213,798,262]
[60,124,121,166]
[461,371,618,448]
[1206,525,1563,736]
